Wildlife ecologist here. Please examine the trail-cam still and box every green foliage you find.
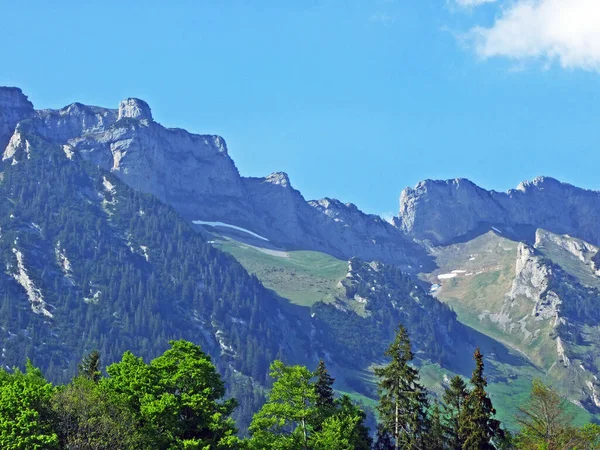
[512,378,598,450]
[52,376,148,449]
[247,359,372,450]
[248,360,316,449]
[374,324,430,450]
[0,361,58,450]
[104,340,239,449]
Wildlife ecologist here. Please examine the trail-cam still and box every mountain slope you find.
[0,123,308,385]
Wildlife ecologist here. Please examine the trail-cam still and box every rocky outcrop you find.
[0,87,424,267]
[399,176,600,247]
[0,87,34,154]
[118,98,152,121]
[510,243,561,322]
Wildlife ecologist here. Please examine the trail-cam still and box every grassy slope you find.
[216,234,595,430]
[217,239,348,307]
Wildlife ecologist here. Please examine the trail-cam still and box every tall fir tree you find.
[374,324,430,450]
[460,348,504,450]
[314,360,335,409]
[442,375,469,450]
[78,350,101,383]
[427,400,446,450]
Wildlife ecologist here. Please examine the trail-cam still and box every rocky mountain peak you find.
[399,176,600,246]
[0,87,34,111]
[264,172,290,187]
[0,87,35,154]
[515,176,566,193]
[118,98,153,121]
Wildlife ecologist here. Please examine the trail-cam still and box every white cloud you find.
[469,0,600,71]
[456,0,497,6]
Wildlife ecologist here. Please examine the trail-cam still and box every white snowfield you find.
[193,220,270,242]
[438,273,457,280]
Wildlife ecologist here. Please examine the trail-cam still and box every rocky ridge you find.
[399,177,600,247]
[0,87,422,267]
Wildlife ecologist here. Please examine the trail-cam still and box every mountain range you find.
[2,86,600,428]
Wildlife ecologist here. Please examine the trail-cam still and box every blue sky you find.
[2,0,600,217]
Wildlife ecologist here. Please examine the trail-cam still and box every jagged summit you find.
[0,87,35,153]
[0,86,424,267]
[399,175,600,246]
[118,98,153,121]
[264,171,290,186]
[0,87,34,110]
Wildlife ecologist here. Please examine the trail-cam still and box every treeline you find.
[1,326,598,449]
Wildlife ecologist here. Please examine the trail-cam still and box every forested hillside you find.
[0,123,305,392]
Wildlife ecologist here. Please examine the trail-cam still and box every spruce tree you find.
[460,348,504,450]
[314,359,335,409]
[374,324,429,450]
[427,400,446,450]
[78,350,101,383]
[442,375,469,449]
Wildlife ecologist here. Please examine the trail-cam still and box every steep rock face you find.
[34,103,118,143]
[0,87,34,154]
[509,243,561,323]
[398,178,507,244]
[0,87,423,266]
[399,177,600,246]
[68,120,244,217]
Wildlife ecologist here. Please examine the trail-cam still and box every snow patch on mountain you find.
[193,220,269,241]
[10,249,53,318]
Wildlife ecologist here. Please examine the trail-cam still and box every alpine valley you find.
[1,86,600,430]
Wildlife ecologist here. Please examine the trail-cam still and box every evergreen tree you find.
[78,350,101,383]
[374,324,429,450]
[427,400,446,450]
[460,348,504,450]
[442,375,469,449]
[314,359,335,409]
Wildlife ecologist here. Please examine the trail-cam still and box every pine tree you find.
[442,375,469,449]
[314,360,335,409]
[460,348,504,450]
[374,324,430,450]
[78,350,101,383]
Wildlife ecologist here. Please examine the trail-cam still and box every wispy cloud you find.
[467,0,600,72]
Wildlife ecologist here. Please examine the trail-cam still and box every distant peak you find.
[0,86,34,111]
[516,176,561,192]
[264,172,290,187]
[118,98,153,121]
